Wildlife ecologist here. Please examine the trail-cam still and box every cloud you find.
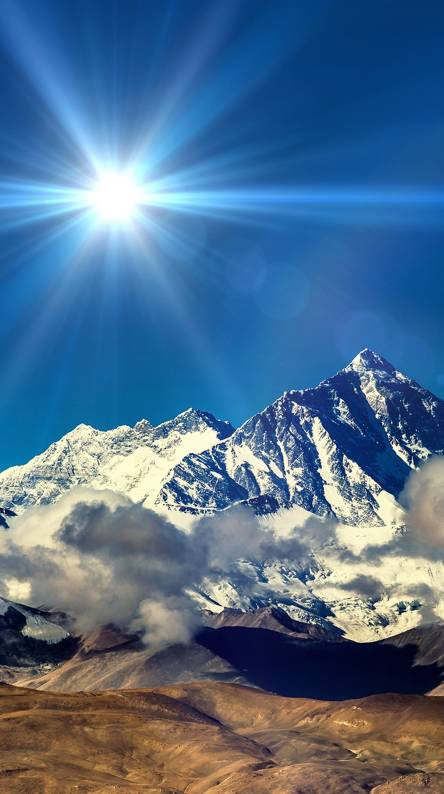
[345,457,444,565]
[339,574,384,600]
[193,506,325,570]
[0,489,203,642]
[333,577,440,624]
[401,456,444,550]
[0,490,334,646]
[134,597,201,647]
[395,582,441,625]
[6,456,443,647]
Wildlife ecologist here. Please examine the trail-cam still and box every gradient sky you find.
[2,0,444,469]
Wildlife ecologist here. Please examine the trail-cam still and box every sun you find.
[88,171,142,223]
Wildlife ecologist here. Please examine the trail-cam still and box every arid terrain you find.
[1,607,443,791]
[10,612,444,699]
[0,681,443,793]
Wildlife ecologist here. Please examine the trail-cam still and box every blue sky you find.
[1,0,444,469]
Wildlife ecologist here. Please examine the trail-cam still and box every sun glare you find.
[88,172,142,222]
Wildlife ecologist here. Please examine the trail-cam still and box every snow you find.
[158,347,444,525]
[2,349,444,643]
[0,597,69,645]
[20,613,69,644]
[0,410,234,514]
[191,502,444,642]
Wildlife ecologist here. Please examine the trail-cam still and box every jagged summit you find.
[282,349,399,405]
[0,406,234,513]
[177,407,202,418]
[346,348,397,375]
[158,350,444,524]
[64,422,97,436]
[179,407,225,423]
[160,406,232,429]
[134,419,153,433]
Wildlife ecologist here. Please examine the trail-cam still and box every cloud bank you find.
[402,455,444,551]
[0,488,333,645]
[1,455,443,644]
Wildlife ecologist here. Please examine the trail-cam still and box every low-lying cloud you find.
[339,574,385,600]
[339,456,444,566]
[2,455,444,645]
[0,488,333,645]
[402,456,444,550]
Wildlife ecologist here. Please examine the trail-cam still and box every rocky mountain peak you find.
[158,351,444,524]
[346,348,396,375]
[134,419,153,434]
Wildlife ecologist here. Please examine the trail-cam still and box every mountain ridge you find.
[1,352,444,644]
[158,348,444,523]
[2,349,444,526]
[0,407,234,512]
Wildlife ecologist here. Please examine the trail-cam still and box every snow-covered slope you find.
[0,409,234,513]
[0,597,69,645]
[159,350,444,524]
[189,506,444,643]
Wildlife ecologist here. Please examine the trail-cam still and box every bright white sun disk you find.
[89,172,142,222]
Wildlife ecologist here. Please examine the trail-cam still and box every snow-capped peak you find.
[2,349,444,526]
[134,419,153,434]
[0,407,234,513]
[345,348,396,375]
[158,351,444,524]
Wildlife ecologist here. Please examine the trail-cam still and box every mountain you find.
[0,408,234,512]
[0,597,76,684]
[159,349,444,524]
[12,611,444,698]
[1,681,443,793]
[1,350,443,525]
[14,608,343,692]
[1,350,444,643]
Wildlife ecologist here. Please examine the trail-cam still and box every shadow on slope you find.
[197,626,444,699]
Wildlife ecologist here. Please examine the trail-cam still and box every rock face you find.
[159,349,444,524]
[0,506,15,528]
[0,597,75,684]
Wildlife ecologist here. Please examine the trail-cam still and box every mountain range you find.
[0,604,443,792]
[0,409,233,513]
[1,350,444,792]
[2,348,444,526]
[1,349,444,645]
